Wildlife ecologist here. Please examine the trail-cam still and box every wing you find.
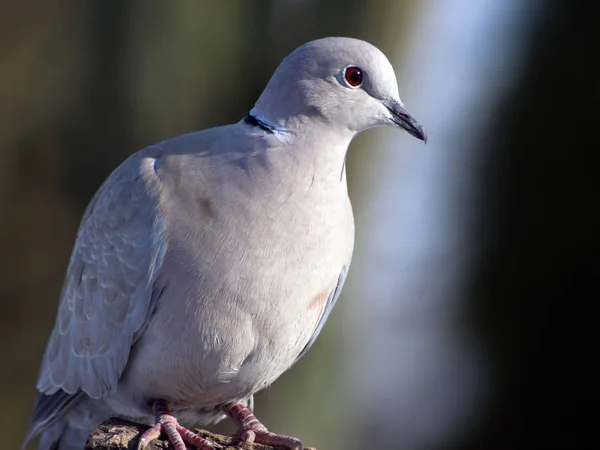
[294,263,350,364]
[33,153,167,413]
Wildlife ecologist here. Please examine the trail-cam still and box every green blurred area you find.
[0,1,413,449]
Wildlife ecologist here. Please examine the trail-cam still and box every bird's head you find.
[252,37,426,143]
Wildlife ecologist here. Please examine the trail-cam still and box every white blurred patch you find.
[346,0,542,448]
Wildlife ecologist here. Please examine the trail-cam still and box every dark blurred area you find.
[0,1,596,450]
[464,2,597,448]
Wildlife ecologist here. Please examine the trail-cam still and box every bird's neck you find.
[287,126,353,190]
[245,109,293,143]
[244,109,355,189]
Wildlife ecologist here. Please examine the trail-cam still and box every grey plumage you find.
[24,37,425,450]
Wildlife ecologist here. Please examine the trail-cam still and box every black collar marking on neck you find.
[244,113,275,134]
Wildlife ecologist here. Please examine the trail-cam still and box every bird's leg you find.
[137,399,214,450]
[223,402,303,450]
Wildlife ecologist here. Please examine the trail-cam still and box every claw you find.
[223,402,303,450]
[137,400,214,450]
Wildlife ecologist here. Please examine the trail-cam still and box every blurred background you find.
[1,1,596,449]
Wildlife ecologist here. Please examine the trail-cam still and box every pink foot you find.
[223,402,303,450]
[137,400,214,450]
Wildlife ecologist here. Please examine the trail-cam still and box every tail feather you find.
[22,391,84,450]
[36,420,65,450]
[37,420,90,450]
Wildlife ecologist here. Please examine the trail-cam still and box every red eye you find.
[344,66,363,87]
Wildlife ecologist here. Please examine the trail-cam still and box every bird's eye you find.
[343,66,363,88]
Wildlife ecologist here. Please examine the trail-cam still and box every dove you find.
[23,36,426,450]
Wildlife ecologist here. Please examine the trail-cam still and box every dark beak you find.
[385,100,427,144]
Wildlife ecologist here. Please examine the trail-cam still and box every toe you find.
[177,425,215,450]
[249,430,303,450]
[136,423,162,450]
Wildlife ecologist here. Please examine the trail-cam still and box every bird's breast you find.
[128,180,354,407]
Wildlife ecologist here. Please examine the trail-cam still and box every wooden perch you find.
[85,418,316,450]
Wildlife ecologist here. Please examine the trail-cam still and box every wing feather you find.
[36,154,166,401]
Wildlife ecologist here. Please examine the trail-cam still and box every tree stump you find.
[84,418,316,450]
